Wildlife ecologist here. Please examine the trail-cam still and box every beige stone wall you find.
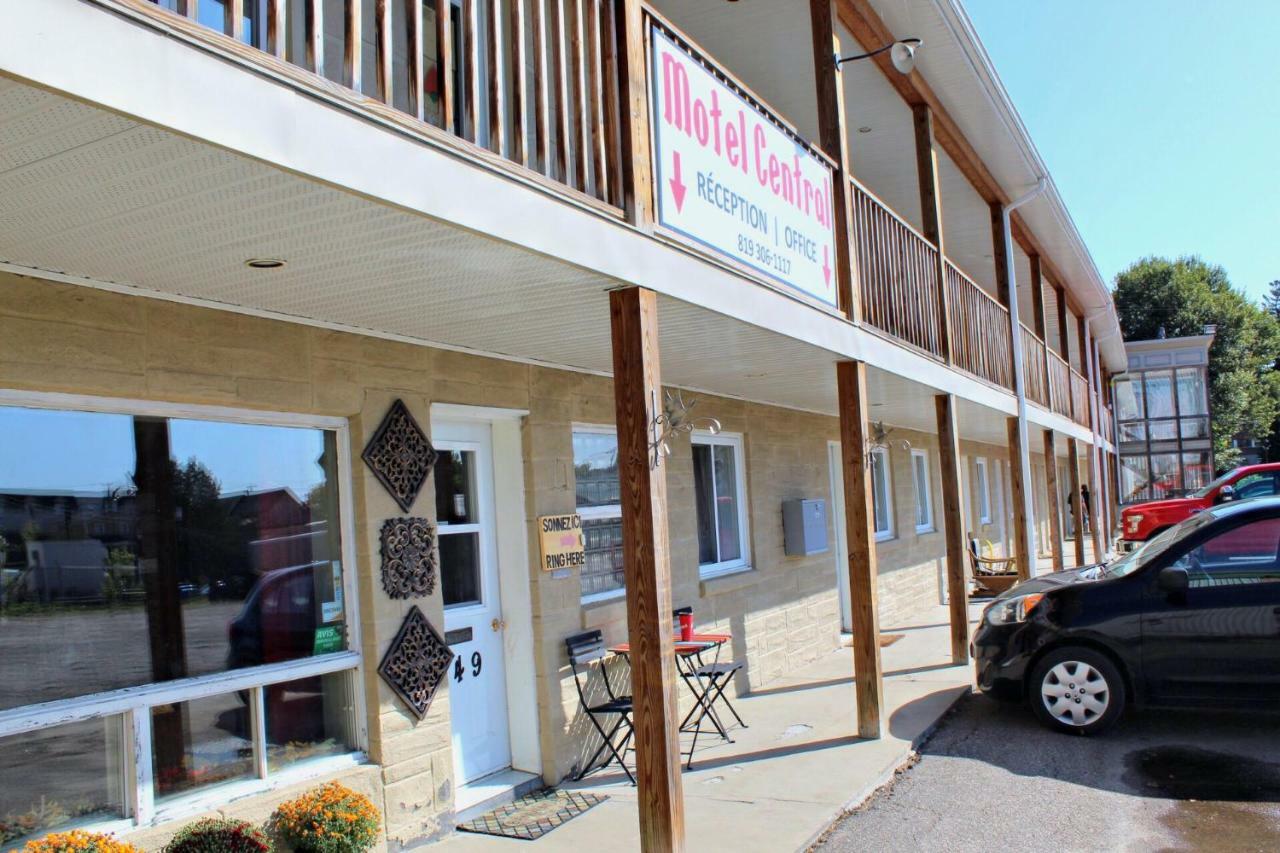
[0,271,1024,843]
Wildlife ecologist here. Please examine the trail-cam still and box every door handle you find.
[491,617,507,632]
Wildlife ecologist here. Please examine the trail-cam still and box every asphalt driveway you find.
[814,692,1280,853]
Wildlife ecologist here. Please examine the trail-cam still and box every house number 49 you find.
[454,651,482,683]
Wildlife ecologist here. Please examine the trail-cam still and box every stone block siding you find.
[0,271,1027,844]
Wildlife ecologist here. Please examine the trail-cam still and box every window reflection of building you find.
[1114,333,1214,504]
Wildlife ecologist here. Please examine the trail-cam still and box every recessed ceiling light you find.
[858,126,872,134]
[245,258,287,269]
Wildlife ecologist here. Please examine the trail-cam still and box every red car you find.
[1120,463,1280,551]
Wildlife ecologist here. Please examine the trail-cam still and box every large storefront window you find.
[1114,366,1213,504]
[0,401,359,839]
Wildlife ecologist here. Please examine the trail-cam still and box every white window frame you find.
[910,449,934,533]
[692,430,752,578]
[870,447,894,541]
[0,388,367,832]
[572,424,626,604]
[975,457,992,524]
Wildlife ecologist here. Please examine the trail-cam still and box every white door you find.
[434,419,511,785]
[828,441,852,632]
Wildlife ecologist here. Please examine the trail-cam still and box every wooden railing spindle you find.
[436,0,455,133]
[487,0,505,156]
[405,0,425,120]
[227,0,244,41]
[553,0,572,183]
[267,0,286,57]
[306,0,324,76]
[573,0,590,192]
[376,0,393,103]
[588,0,608,201]
[600,0,622,206]
[509,0,529,167]
[345,0,363,92]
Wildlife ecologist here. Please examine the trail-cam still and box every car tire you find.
[1028,647,1125,736]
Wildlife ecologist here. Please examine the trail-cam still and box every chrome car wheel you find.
[1040,660,1110,728]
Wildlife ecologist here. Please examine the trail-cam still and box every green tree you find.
[1113,257,1280,471]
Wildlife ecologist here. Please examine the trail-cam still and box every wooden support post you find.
[810,0,858,320]
[613,0,653,226]
[436,0,455,133]
[1042,429,1064,572]
[1089,444,1105,561]
[990,201,1010,308]
[609,287,684,853]
[1029,254,1046,340]
[345,0,363,92]
[837,361,884,738]
[1007,417,1032,580]
[913,104,952,361]
[935,394,968,664]
[1067,439,1085,566]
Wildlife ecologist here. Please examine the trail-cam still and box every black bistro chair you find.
[565,629,635,785]
[673,608,747,769]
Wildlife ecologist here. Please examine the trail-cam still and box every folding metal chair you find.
[672,609,748,769]
[565,629,635,785]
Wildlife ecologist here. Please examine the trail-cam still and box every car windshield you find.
[1103,510,1220,578]
[1191,468,1238,499]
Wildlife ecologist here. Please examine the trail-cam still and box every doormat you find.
[880,633,905,647]
[457,789,608,841]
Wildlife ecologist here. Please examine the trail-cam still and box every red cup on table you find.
[679,612,694,642]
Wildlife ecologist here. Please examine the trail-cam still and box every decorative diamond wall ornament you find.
[380,517,438,599]
[378,606,455,721]
[363,399,437,512]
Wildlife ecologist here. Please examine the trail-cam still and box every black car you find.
[973,497,1280,735]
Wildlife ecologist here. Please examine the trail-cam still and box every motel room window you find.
[573,427,625,600]
[0,399,360,840]
[911,449,933,533]
[974,457,992,524]
[692,432,750,577]
[870,448,893,541]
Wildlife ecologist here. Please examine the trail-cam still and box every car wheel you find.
[1029,647,1125,736]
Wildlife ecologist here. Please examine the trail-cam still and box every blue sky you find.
[965,1,1280,302]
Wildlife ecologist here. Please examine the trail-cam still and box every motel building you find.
[0,0,1123,850]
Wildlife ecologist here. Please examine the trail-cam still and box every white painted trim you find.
[910,448,934,534]
[490,415,542,778]
[692,431,752,577]
[0,386,348,429]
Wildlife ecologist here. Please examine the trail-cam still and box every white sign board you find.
[649,25,839,306]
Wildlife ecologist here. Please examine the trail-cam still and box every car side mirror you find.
[1157,566,1189,594]
[1216,485,1236,504]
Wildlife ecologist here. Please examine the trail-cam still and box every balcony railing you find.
[1069,369,1090,428]
[944,261,1013,390]
[136,0,624,209]
[1020,323,1048,409]
[1046,349,1071,420]
[851,180,944,358]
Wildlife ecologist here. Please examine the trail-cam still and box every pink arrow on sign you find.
[670,150,688,213]
[822,245,832,286]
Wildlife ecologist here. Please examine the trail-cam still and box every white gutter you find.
[1004,177,1047,575]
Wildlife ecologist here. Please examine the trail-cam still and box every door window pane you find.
[1176,369,1208,416]
[265,672,358,773]
[152,692,254,800]
[439,532,481,607]
[0,407,346,711]
[0,718,125,847]
[1144,371,1175,419]
[435,450,478,525]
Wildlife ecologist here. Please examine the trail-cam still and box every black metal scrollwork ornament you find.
[378,606,456,721]
[380,517,438,599]
[362,399,437,513]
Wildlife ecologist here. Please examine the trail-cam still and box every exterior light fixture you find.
[244,258,287,269]
[835,38,922,74]
[865,420,910,466]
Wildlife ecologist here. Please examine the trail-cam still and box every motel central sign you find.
[648,23,839,307]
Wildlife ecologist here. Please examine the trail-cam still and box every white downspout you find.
[1084,319,1107,558]
[1003,178,1047,575]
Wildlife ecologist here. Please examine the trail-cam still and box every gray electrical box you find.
[782,498,828,556]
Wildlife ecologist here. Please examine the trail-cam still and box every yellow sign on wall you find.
[538,513,586,572]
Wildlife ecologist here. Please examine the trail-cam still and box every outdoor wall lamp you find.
[865,420,911,465]
[835,38,922,74]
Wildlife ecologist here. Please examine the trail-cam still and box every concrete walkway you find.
[435,604,983,852]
